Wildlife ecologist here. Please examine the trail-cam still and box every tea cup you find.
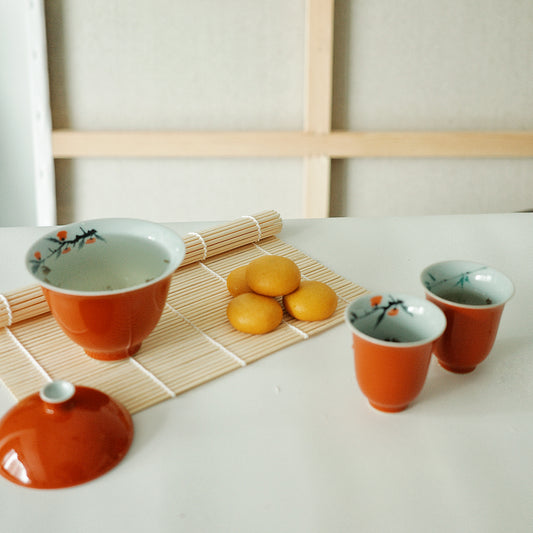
[345,293,446,412]
[26,218,185,361]
[421,260,514,373]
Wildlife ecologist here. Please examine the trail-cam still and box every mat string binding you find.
[241,215,262,241]
[129,358,177,398]
[0,294,13,327]
[165,303,247,368]
[6,328,52,382]
[187,232,208,261]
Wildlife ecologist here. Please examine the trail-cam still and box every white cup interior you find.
[346,293,446,346]
[26,218,185,295]
[421,260,514,307]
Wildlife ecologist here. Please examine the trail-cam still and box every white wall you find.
[0,0,55,227]
[42,1,533,222]
[0,0,38,226]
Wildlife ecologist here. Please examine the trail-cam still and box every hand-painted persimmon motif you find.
[348,294,412,330]
[370,295,382,307]
[29,227,105,275]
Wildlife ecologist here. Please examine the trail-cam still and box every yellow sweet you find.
[227,293,283,334]
[246,255,301,297]
[226,265,251,296]
[283,280,337,321]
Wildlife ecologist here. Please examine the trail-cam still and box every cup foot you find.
[438,360,476,374]
[368,401,408,413]
[84,343,142,361]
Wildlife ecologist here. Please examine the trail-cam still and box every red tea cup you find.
[26,218,185,360]
[345,293,446,412]
[421,260,514,373]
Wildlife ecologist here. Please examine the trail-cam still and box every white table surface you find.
[0,214,532,533]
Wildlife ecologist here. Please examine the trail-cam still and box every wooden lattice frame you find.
[49,0,533,218]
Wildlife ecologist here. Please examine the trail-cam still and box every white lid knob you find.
[39,380,75,404]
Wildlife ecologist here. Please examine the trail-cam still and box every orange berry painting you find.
[370,295,382,307]
[29,227,105,275]
[348,295,411,331]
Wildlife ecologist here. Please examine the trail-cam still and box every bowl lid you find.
[0,381,133,489]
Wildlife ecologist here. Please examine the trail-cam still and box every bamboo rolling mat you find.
[0,211,367,413]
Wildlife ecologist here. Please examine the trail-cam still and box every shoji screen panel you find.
[47,0,533,221]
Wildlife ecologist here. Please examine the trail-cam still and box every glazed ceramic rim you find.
[25,218,186,297]
[420,259,515,310]
[345,292,447,348]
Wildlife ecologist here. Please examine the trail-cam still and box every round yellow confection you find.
[226,265,251,296]
[283,280,337,321]
[246,255,301,297]
[227,293,283,334]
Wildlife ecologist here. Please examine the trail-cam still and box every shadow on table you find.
[415,336,531,415]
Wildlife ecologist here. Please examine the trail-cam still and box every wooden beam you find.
[52,130,533,158]
[326,131,533,158]
[304,0,334,133]
[303,156,331,218]
[51,130,313,158]
[302,0,335,218]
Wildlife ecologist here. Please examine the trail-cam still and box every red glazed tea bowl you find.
[26,218,185,361]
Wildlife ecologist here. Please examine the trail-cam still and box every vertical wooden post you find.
[303,0,334,217]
